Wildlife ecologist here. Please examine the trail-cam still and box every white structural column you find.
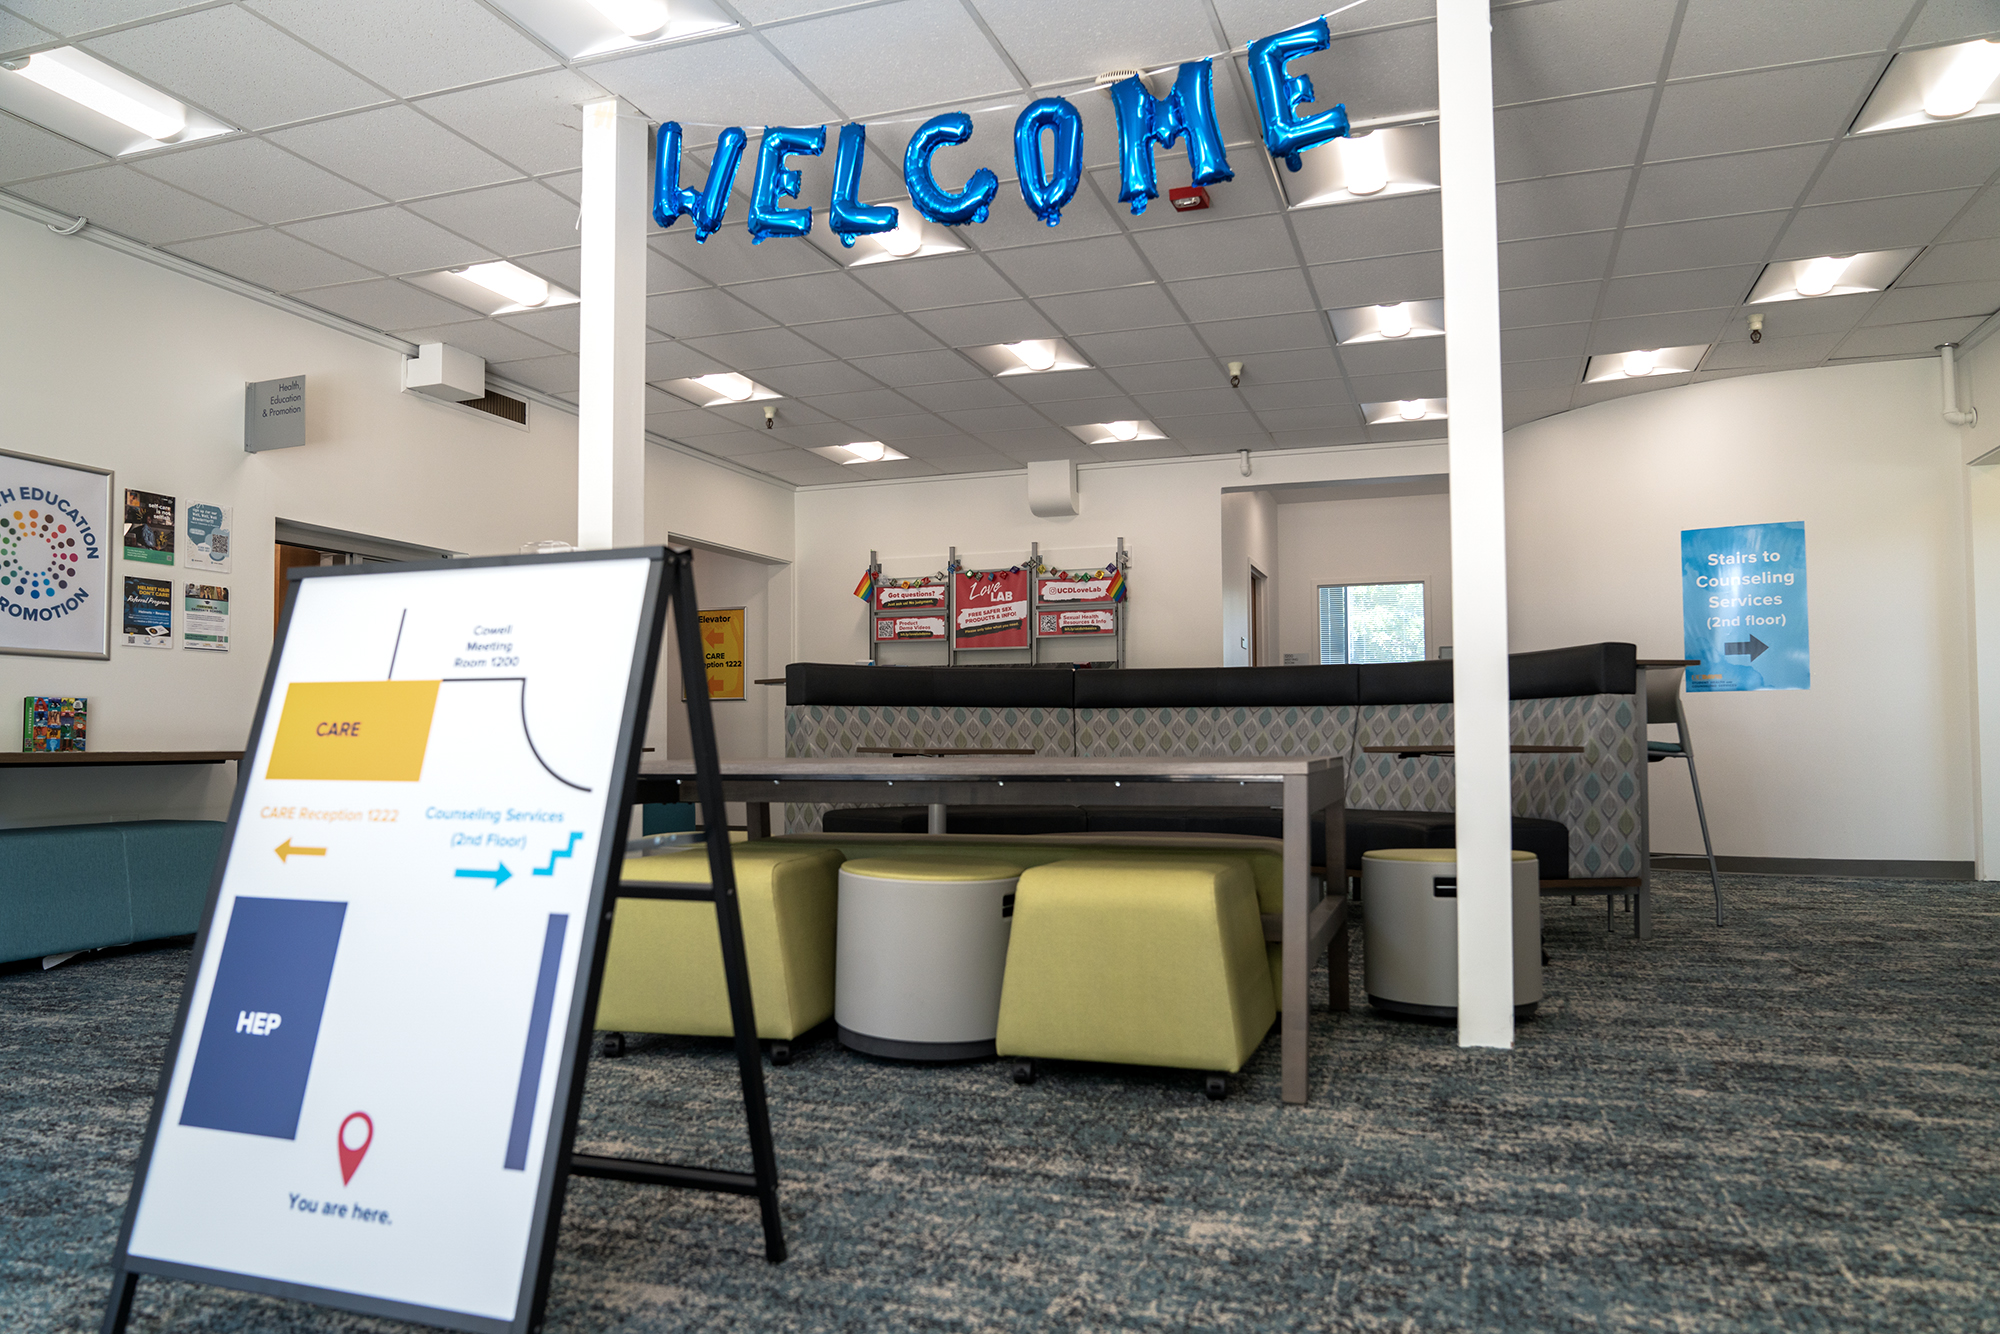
[1436,0,1514,1048]
[576,97,647,550]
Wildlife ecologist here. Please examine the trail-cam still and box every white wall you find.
[1506,358,1973,863]
[0,209,791,826]
[1276,486,1453,664]
[1952,332,2000,873]
[646,545,791,765]
[1219,489,1278,666]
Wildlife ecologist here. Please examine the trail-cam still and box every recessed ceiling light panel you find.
[1746,249,1920,303]
[1361,398,1447,424]
[1263,118,1440,211]
[1065,420,1166,446]
[963,339,1091,377]
[812,441,908,464]
[660,373,781,407]
[484,0,737,60]
[1582,344,1708,382]
[1852,38,2000,134]
[809,208,966,266]
[408,262,579,316]
[0,48,231,157]
[1328,299,1445,344]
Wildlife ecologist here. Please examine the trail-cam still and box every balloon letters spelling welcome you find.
[650,19,1346,241]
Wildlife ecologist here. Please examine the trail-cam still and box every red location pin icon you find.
[338,1112,373,1185]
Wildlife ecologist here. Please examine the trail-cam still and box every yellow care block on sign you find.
[266,680,440,782]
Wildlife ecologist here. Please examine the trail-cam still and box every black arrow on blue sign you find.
[1723,634,1769,661]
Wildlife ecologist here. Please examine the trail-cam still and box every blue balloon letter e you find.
[1248,19,1352,172]
[748,125,825,243]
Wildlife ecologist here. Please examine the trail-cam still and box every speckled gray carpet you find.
[3,872,1996,1333]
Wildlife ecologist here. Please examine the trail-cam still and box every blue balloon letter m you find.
[1109,60,1233,216]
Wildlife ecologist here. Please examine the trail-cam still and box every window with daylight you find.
[1318,582,1426,664]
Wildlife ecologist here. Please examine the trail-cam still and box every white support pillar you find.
[1436,0,1513,1049]
[577,97,647,550]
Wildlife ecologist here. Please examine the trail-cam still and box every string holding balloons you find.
[652,13,1367,244]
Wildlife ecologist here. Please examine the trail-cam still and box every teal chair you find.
[1647,669,1722,924]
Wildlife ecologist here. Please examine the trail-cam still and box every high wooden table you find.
[636,755,1348,1105]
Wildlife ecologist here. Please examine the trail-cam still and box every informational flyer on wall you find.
[122,573,172,648]
[123,489,176,566]
[184,502,233,574]
[111,551,661,1333]
[1682,521,1809,692]
[698,607,744,700]
[184,583,230,651]
[876,614,947,641]
[1034,568,1120,637]
[0,447,113,660]
[1038,609,1116,636]
[953,568,1029,649]
[875,581,947,609]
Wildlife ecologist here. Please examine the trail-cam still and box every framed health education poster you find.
[0,447,113,660]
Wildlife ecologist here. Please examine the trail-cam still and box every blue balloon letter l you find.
[1247,19,1352,171]
[829,122,898,248]
[748,125,825,243]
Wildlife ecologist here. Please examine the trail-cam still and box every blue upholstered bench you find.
[0,820,224,964]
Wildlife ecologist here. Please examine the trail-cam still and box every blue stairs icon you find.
[532,831,585,877]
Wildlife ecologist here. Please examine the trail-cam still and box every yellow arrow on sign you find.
[276,838,327,862]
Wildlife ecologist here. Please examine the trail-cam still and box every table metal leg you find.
[928,803,947,835]
[1282,774,1311,1105]
[746,802,771,840]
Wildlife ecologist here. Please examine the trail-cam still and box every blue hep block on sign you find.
[180,896,346,1140]
[1682,521,1809,693]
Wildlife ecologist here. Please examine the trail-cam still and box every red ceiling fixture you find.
[1167,186,1211,212]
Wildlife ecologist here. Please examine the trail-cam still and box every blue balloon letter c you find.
[905,112,999,227]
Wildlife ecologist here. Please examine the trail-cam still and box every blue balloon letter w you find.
[654,121,747,242]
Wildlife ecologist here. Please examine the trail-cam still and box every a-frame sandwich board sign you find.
[101,545,783,1333]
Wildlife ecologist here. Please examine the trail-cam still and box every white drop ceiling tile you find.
[713,400,833,431]
[766,421,870,450]
[843,413,962,442]
[1312,22,1441,122]
[1037,397,1145,428]
[1862,280,2000,325]
[661,229,837,286]
[1492,0,1675,103]
[853,254,1019,311]
[1225,347,1341,384]
[4,0,192,35]
[1500,322,1589,361]
[1571,374,1684,407]
[1780,190,1978,258]
[1495,169,1630,242]
[986,236,1157,297]
[791,314,940,360]
[1131,215,1299,280]
[847,350,988,386]
[1647,59,1881,161]
[0,11,52,53]
[682,327,836,369]
[971,0,1218,87]
[797,388,922,421]
[1499,280,1599,328]
[1004,369,1123,404]
[1092,439,1195,462]
[1669,0,1903,78]
[1699,332,1844,371]
[1600,266,1754,317]
[1158,411,1269,442]
[910,300,1059,346]
[413,71,604,177]
[134,137,380,225]
[274,106,524,202]
[1833,316,1982,359]
[644,339,730,382]
[407,181,579,257]
[1494,88,1652,181]
[1503,387,1577,424]
[1907,0,2000,44]
[84,7,386,131]
[755,361,884,398]
[1943,186,2000,243]
[513,246,581,292]
[0,110,106,181]
[1073,324,1214,366]
[1310,250,1446,307]
[926,450,1021,473]
[1893,237,2000,286]
[968,179,1124,249]
[944,404,1054,435]
[1713,290,1872,339]
[1210,0,1432,48]
[246,0,555,98]
[1501,357,1586,391]
[10,165,253,243]
[1290,192,1444,264]
[1105,359,1226,395]
[1336,336,1447,377]
[496,305,579,353]
[1192,312,1330,356]
[732,271,895,326]
[1589,308,1732,353]
[1498,231,1614,288]
[993,436,1104,465]
[1808,119,2000,204]
[646,286,780,339]
[1627,144,1826,226]
[1614,211,1789,275]
[169,227,374,291]
[1166,269,1315,322]
[301,277,485,330]
[1272,422,1373,447]
[393,318,560,363]
[1257,405,1362,433]
[646,406,741,438]
[1039,284,1182,336]
[1237,377,1351,411]
[586,33,836,127]
[765,0,1020,117]
[899,377,1025,413]
[283,206,491,273]
[1095,159,1285,231]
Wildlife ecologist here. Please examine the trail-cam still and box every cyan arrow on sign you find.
[455,864,512,887]
[1723,634,1769,661]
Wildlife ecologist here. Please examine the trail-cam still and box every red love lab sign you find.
[953,568,1029,650]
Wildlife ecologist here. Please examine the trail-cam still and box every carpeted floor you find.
[3,872,1995,1333]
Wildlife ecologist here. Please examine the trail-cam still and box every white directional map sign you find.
[110,550,665,1333]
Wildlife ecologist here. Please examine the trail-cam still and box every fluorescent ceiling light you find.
[1852,39,2000,133]
[1746,249,1919,303]
[879,218,925,257]
[483,0,736,60]
[1263,117,1440,210]
[1582,344,1708,382]
[408,263,577,316]
[810,208,966,267]
[659,373,780,407]
[964,339,1091,377]
[1066,419,1166,446]
[1337,133,1388,196]
[813,442,908,464]
[455,261,550,308]
[1327,299,1444,344]
[1362,398,1447,424]
[0,48,230,156]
